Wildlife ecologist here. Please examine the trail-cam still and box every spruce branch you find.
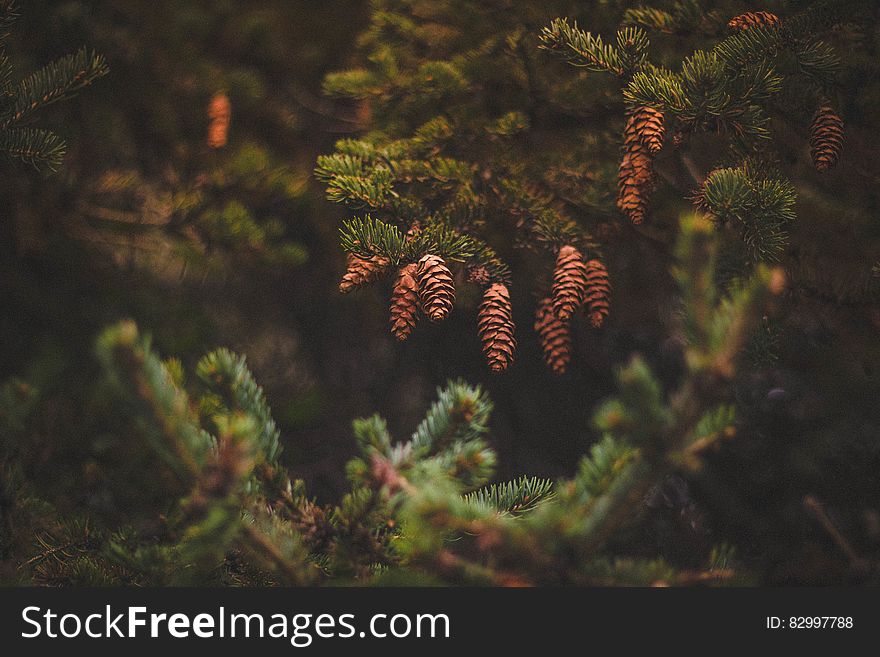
[0,127,65,172]
[463,476,555,516]
[339,215,406,261]
[539,18,626,76]
[409,380,492,456]
[3,48,109,127]
[96,321,209,482]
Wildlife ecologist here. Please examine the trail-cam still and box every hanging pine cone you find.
[628,106,665,155]
[416,254,455,321]
[584,259,611,328]
[551,245,589,321]
[339,253,390,293]
[617,108,657,225]
[728,11,780,31]
[478,283,516,372]
[207,92,231,149]
[534,297,571,375]
[390,263,420,341]
[810,105,844,172]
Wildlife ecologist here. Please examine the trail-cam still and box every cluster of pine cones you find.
[534,245,610,374]
[340,252,515,372]
[617,10,845,226]
[339,245,610,374]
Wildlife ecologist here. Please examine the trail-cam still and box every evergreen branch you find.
[352,414,393,458]
[463,476,555,516]
[615,27,650,73]
[95,321,209,482]
[468,242,512,285]
[4,48,108,126]
[196,349,282,465]
[573,436,640,502]
[424,438,496,489]
[539,18,624,76]
[622,6,676,34]
[339,215,406,261]
[794,38,841,82]
[713,25,782,68]
[530,208,590,249]
[673,213,717,354]
[593,358,672,447]
[322,68,385,99]
[314,153,366,182]
[325,165,395,208]
[682,404,736,464]
[697,166,795,262]
[401,223,479,263]
[409,380,492,456]
[0,127,65,172]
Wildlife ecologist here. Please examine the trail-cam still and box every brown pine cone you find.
[617,108,657,225]
[339,253,390,293]
[628,106,665,155]
[478,283,516,372]
[810,105,844,172]
[416,254,455,321]
[728,11,781,31]
[534,297,571,374]
[390,263,420,341]
[551,245,589,321]
[584,259,611,328]
[207,92,231,149]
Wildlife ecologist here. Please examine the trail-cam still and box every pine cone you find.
[390,263,420,341]
[628,106,665,155]
[534,297,571,374]
[339,253,390,293]
[810,105,844,172]
[207,92,231,149]
[617,108,657,225]
[416,254,455,321]
[728,11,781,31]
[478,283,516,372]
[551,245,589,321]
[584,259,611,328]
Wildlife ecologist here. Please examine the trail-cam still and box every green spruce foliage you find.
[0,1,107,172]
